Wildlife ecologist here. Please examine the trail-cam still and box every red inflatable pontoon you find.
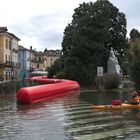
[16,77,80,104]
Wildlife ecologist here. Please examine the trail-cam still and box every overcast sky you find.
[0,0,140,51]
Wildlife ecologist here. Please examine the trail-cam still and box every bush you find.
[102,73,121,89]
[95,73,121,89]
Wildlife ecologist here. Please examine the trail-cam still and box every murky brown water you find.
[0,86,140,140]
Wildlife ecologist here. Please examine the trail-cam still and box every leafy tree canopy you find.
[57,0,127,86]
[62,0,127,58]
[123,38,140,89]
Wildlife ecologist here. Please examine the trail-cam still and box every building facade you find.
[18,46,61,79]
[29,47,61,72]
[0,27,61,82]
[43,50,61,70]
[18,45,30,80]
[0,27,20,81]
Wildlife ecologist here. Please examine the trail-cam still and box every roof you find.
[18,45,30,51]
[7,32,20,41]
[0,27,8,32]
[43,50,62,57]
[0,26,20,41]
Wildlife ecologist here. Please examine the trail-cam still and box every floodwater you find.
[0,84,140,140]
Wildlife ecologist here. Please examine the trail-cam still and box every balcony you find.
[28,58,44,63]
[0,61,20,68]
[12,48,18,53]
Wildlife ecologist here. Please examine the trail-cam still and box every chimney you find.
[0,27,8,32]
[30,46,32,50]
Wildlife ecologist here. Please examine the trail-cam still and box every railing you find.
[0,61,20,68]
[28,58,44,63]
[12,48,18,53]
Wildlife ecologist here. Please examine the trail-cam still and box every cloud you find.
[8,12,71,51]
[28,13,70,50]
[0,0,140,50]
[0,0,95,51]
[0,0,96,50]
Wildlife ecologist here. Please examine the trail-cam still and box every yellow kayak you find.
[92,103,140,110]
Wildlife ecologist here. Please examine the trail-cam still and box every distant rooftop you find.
[18,45,30,51]
[44,50,62,57]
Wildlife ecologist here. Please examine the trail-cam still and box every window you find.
[6,39,8,49]
[9,40,11,50]
[9,55,10,61]
[39,57,41,61]
[5,54,8,62]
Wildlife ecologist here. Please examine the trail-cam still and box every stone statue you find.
[107,48,121,75]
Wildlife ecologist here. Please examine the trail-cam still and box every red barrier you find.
[16,77,80,104]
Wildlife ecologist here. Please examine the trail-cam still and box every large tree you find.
[128,40,140,90]
[61,0,127,86]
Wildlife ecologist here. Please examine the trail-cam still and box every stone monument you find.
[107,48,121,75]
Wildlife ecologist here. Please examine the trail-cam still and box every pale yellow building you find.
[43,50,61,70]
[0,27,20,81]
[29,46,36,71]
[35,51,44,71]
[29,47,61,72]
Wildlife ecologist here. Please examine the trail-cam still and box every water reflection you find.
[0,86,140,139]
[80,90,130,105]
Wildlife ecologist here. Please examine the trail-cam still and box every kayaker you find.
[125,91,140,105]
[132,91,140,104]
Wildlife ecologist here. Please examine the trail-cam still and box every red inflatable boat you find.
[16,77,80,104]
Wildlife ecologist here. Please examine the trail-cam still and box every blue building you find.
[18,45,30,81]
